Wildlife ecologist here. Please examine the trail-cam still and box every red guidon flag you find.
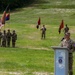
[36,17,41,29]
[6,13,10,21]
[58,20,64,34]
[6,9,10,21]
[38,17,41,25]
[1,11,6,25]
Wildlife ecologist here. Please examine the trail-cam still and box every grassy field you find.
[0,0,75,75]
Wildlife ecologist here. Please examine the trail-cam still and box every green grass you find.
[0,48,54,75]
[0,0,75,75]
[34,0,75,9]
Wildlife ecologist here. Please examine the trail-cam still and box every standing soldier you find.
[6,29,11,47]
[60,32,75,75]
[64,24,69,34]
[2,30,7,47]
[41,25,46,39]
[0,30,2,46]
[11,30,17,47]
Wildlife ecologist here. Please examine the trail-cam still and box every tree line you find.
[0,0,35,11]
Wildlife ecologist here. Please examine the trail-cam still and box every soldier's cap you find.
[4,30,6,32]
[65,32,70,36]
[8,29,10,31]
[13,30,15,32]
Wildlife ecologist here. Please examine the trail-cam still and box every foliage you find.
[0,0,35,11]
[1,0,75,11]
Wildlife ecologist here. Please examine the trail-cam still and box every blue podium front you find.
[51,46,68,75]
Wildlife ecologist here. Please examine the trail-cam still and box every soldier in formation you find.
[11,30,17,47]
[0,30,2,46]
[2,30,7,47]
[0,29,17,47]
[6,29,11,47]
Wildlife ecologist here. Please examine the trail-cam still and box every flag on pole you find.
[58,20,64,34]
[1,11,6,24]
[6,9,10,21]
[6,13,10,21]
[0,20,3,29]
[1,5,9,25]
[36,17,41,29]
[38,17,41,25]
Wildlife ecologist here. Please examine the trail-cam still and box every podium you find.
[51,46,69,75]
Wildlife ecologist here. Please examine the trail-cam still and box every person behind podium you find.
[60,32,75,75]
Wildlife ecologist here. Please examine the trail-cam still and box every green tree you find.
[0,0,36,11]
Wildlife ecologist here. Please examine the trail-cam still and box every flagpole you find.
[40,24,41,30]
[5,4,9,11]
[9,9,10,29]
[7,9,10,30]
[4,24,5,30]
[58,20,64,34]
[7,19,10,30]
[5,5,9,30]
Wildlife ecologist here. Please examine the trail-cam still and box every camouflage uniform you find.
[0,31,2,46]
[2,30,7,47]
[61,39,75,75]
[41,25,46,39]
[11,30,17,47]
[6,29,11,47]
[64,25,69,34]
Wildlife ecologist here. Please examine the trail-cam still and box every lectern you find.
[51,46,69,75]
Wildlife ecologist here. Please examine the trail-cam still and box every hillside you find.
[33,0,75,9]
[0,0,75,75]
[2,0,75,48]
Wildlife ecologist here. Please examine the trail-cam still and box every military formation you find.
[0,29,17,47]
